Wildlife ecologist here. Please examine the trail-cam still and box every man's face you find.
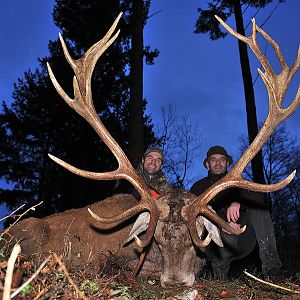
[205,154,229,175]
[142,151,163,175]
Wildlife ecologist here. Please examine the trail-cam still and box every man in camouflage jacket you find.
[134,147,172,199]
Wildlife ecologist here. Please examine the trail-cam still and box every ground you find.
[1,251,300,300]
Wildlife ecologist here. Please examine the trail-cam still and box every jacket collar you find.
[207,170,227,183]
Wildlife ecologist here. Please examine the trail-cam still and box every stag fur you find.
[1,195,143,268]
[1,190,219,287]
[3,12,299,288]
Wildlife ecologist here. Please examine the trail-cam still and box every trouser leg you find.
[206,217,256,279]
[211,259,230,280]
[247,208,282,272]
[205,244,231,280]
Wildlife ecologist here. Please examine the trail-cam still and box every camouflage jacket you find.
[135,164,173,197]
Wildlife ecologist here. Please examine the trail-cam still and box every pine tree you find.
[0,1,157,216]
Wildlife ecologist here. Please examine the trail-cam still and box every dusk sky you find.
[1,0,299,204]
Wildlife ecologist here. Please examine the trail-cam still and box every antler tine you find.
[188,210,245,249]
[216,15,300,110]
[88,205,157,248]
[192,232,212,248]
[255,19,300,82]
[47,13,122,117]
[200,170,296,207]
[184,16,299,243]
[47,13,159,247]
[47,12,148,198]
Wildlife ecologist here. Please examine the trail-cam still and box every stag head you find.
[47,12,299,287]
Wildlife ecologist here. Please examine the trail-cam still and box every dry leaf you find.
[21,261,31,271]
[195,293,205,300]
[219,289,231,298]
[41,266,51,274]
[0,261,8,269]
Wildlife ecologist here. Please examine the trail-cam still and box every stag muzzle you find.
[160,270,195,288]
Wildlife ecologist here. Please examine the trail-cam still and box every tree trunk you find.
[128,0,144,167]
[233,0,265,184]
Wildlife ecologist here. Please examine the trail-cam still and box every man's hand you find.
[222,221,241,234]
[226,202,240,223]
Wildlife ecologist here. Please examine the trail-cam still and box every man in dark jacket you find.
[190,146,282,281]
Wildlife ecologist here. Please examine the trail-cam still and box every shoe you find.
[263,268,284,282]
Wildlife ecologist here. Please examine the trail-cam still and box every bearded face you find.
[205,154,229,175]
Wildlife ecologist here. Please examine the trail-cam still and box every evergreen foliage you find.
[0,1,157,216]
[239,125,300,251]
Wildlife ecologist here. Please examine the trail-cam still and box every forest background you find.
[0,0,299,269]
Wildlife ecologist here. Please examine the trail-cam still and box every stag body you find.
[2,195,141,266]
[45,13,299,287]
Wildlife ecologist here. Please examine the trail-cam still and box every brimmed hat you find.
[143,146,164,163]
[203,146,233,168]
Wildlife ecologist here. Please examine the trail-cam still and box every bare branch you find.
[244,270,300,294]
[2,244,21,300]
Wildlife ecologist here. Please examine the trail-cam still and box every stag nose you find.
[161,276,195,288]
[162,281,184,289]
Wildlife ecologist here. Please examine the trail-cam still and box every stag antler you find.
[47,12,158,248]
[183,17,300,247]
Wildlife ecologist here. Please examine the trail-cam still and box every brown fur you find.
[2,194,143,269]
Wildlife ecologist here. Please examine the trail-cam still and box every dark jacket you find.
[190,171,269,220]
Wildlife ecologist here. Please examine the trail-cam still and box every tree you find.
[239,125,300,248]
[156,104,202,188]
[53,0,158,168]
[194,0,285,184]
[128,0,146,167]
[0,1,157,216]
[263,127,300,245]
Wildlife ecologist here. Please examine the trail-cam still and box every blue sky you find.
[143,0,300,180]
[0,1,299,209]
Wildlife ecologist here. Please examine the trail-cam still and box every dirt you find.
[1,254,299,300]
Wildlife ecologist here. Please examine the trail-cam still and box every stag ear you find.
[196,206,224,248]
[122,212,150,246]
[122,201,169,247]
[203,217,223,247]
